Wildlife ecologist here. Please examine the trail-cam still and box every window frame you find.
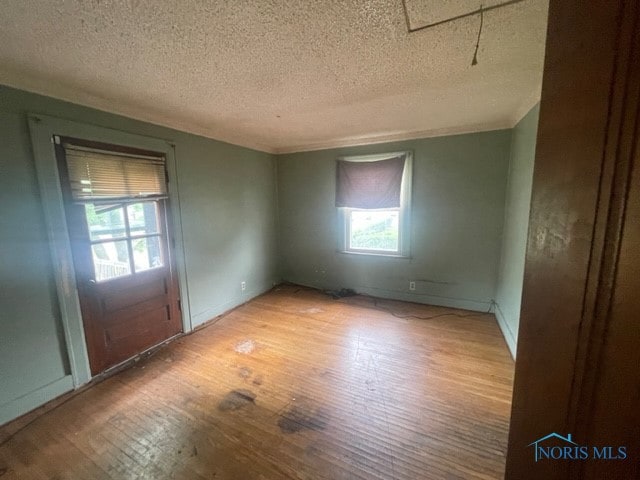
[337,151,412,258]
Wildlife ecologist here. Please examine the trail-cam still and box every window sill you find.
[337,250,411,259]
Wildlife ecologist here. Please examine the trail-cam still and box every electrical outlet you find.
[409,281,416,291]
[241,281,246,292]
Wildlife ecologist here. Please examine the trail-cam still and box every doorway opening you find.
[55,138,183,375]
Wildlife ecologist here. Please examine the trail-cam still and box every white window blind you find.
[63,144,167,201]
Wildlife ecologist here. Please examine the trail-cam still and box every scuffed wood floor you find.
[0,285,514,479]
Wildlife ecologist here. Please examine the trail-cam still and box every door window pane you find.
[349,210,399,252]
[85,204,126,241]
[127,202,160,236]
[132,236,163,272]
[91,240,131,281]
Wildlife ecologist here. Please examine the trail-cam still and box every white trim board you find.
[286,278,493,313]
[0,74,276,154]
[2,73,529,155]
[274,120,514,154]
[493,301,517,359]
[28,114,193,391]
[353,285,492,313]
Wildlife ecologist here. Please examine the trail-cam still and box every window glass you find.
[349,210,399,252]
[127,202,160,236]
[132,236,164,272]
[84,201,165,281]
[91,240,131,281]
[85,204,126,241]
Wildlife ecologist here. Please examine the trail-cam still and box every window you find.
[62,141,169,282]
[336,152,412,257]
[85,201,165,281]
[347,209,400,252]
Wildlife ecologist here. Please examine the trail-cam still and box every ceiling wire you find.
[471,6,484,66]
[401,0,526,34]
[401,0,526,66]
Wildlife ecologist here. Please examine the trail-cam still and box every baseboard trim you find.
[358,286,492,312]
[190,283,276,328]
[284,278,492,313]
[0,375,74,427]
[493,302,517,359]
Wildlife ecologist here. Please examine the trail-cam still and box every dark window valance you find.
[336,155,406,209]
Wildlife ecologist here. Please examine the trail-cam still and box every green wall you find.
[0,110,71,415]
[277,130,512,311]
[0,82,533,425]
[495,104,540,358]
[0,85,279,423]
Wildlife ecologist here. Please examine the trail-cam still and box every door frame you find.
[29,114,193,388]
[505,0,640,478]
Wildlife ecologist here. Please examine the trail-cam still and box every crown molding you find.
[273,120,514,154]
[0,70,277,154]
[2,69,537,156]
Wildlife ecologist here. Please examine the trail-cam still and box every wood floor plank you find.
[0,285,514,479]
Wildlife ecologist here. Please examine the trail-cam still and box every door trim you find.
[28,114,193,388]
[505,1,640,478]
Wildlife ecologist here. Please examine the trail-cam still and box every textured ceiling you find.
[0,0,548,153]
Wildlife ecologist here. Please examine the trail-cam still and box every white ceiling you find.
[0,0,548,154]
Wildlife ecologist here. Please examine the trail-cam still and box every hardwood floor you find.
[0,285,514,479]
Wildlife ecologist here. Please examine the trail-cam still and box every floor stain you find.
[278,400,330,433]
[300,307,323,314]
[238,366,252,378]
[218,389,257,411]
[252,375,264,386]
[234,339,256,354]
[305,444,320,456]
